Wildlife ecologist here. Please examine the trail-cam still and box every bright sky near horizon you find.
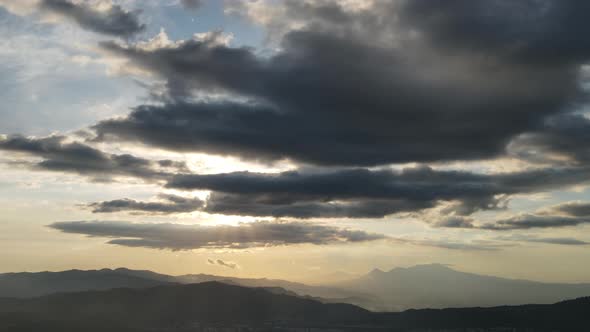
[1,0,590,283]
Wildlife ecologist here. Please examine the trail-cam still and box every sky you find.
[1,0,590,284]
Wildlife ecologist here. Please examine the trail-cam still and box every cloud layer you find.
[438,201,590,230]
[93,0,589,166]
[3,0,590,256]
[0,135,185,181]
[48,220,388,250]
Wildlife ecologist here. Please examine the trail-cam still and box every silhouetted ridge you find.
[0,282,371,327]
[0,268,172,298]
[0,282,589,331]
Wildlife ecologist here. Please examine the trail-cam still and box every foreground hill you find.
[0,269,173,298]
[379,296,590,331]
[0,282,371,330]
[0,282,588,331]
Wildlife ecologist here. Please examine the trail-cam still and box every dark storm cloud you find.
[164,166,590,218]
[397,0,590,64]
[40,0,144,37]
[0,135,184,181]
[80,165,590,219]
[93,0,589,166]
[87,194,204,214]
[203,193,433,219]
[509,114,590,165]
[48,220,388,250]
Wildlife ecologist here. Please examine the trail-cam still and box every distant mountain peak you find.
[368,268,385,275]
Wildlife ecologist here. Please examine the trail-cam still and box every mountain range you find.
[2,264,590,311]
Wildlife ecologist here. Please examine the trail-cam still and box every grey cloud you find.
[528,237,589,246]
[85,191,433,219]
[83,164,590,219]
[40,0,144,37]
[40,0,145,37]
[208,258,238,269]
[48,220,388,250]
[397,0,590,65]
[87,194,204,214]
[495,234,590,246]
[439,201,590,231]
[481,214,589,230]
[165,166,590,218]
[433,216,475,229]
[93,0,588,166]
[181,0,203,10]
[0,135,184,181]
[204,193,433,219]
[393,237,507,251]
[551,201,590,217]
[509,114,590,165]
[482,200,590,230]
[9,132,590,219]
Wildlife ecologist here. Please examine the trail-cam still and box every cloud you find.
[180,0,203,10]
[481,200,590,230]
[495,234,590,246]
[203,192,433,219]
[0,135,185,181]
[39,0,145,37]
[5,0,590,226]
[80,165,590,219]
[397,0,590,64]
[551,201,590,217]
[87,194,204,214]
[0,0,38,16]
[438,201,590,231]
[508,114,590,165]
[92,0,588,166]
[527,237,589,246]
[165,166,590,218]
[47,220,388,250]
[7,133,590,220]
[406,239,507,252]
[482,214,589,230]
[207,258,239,269]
